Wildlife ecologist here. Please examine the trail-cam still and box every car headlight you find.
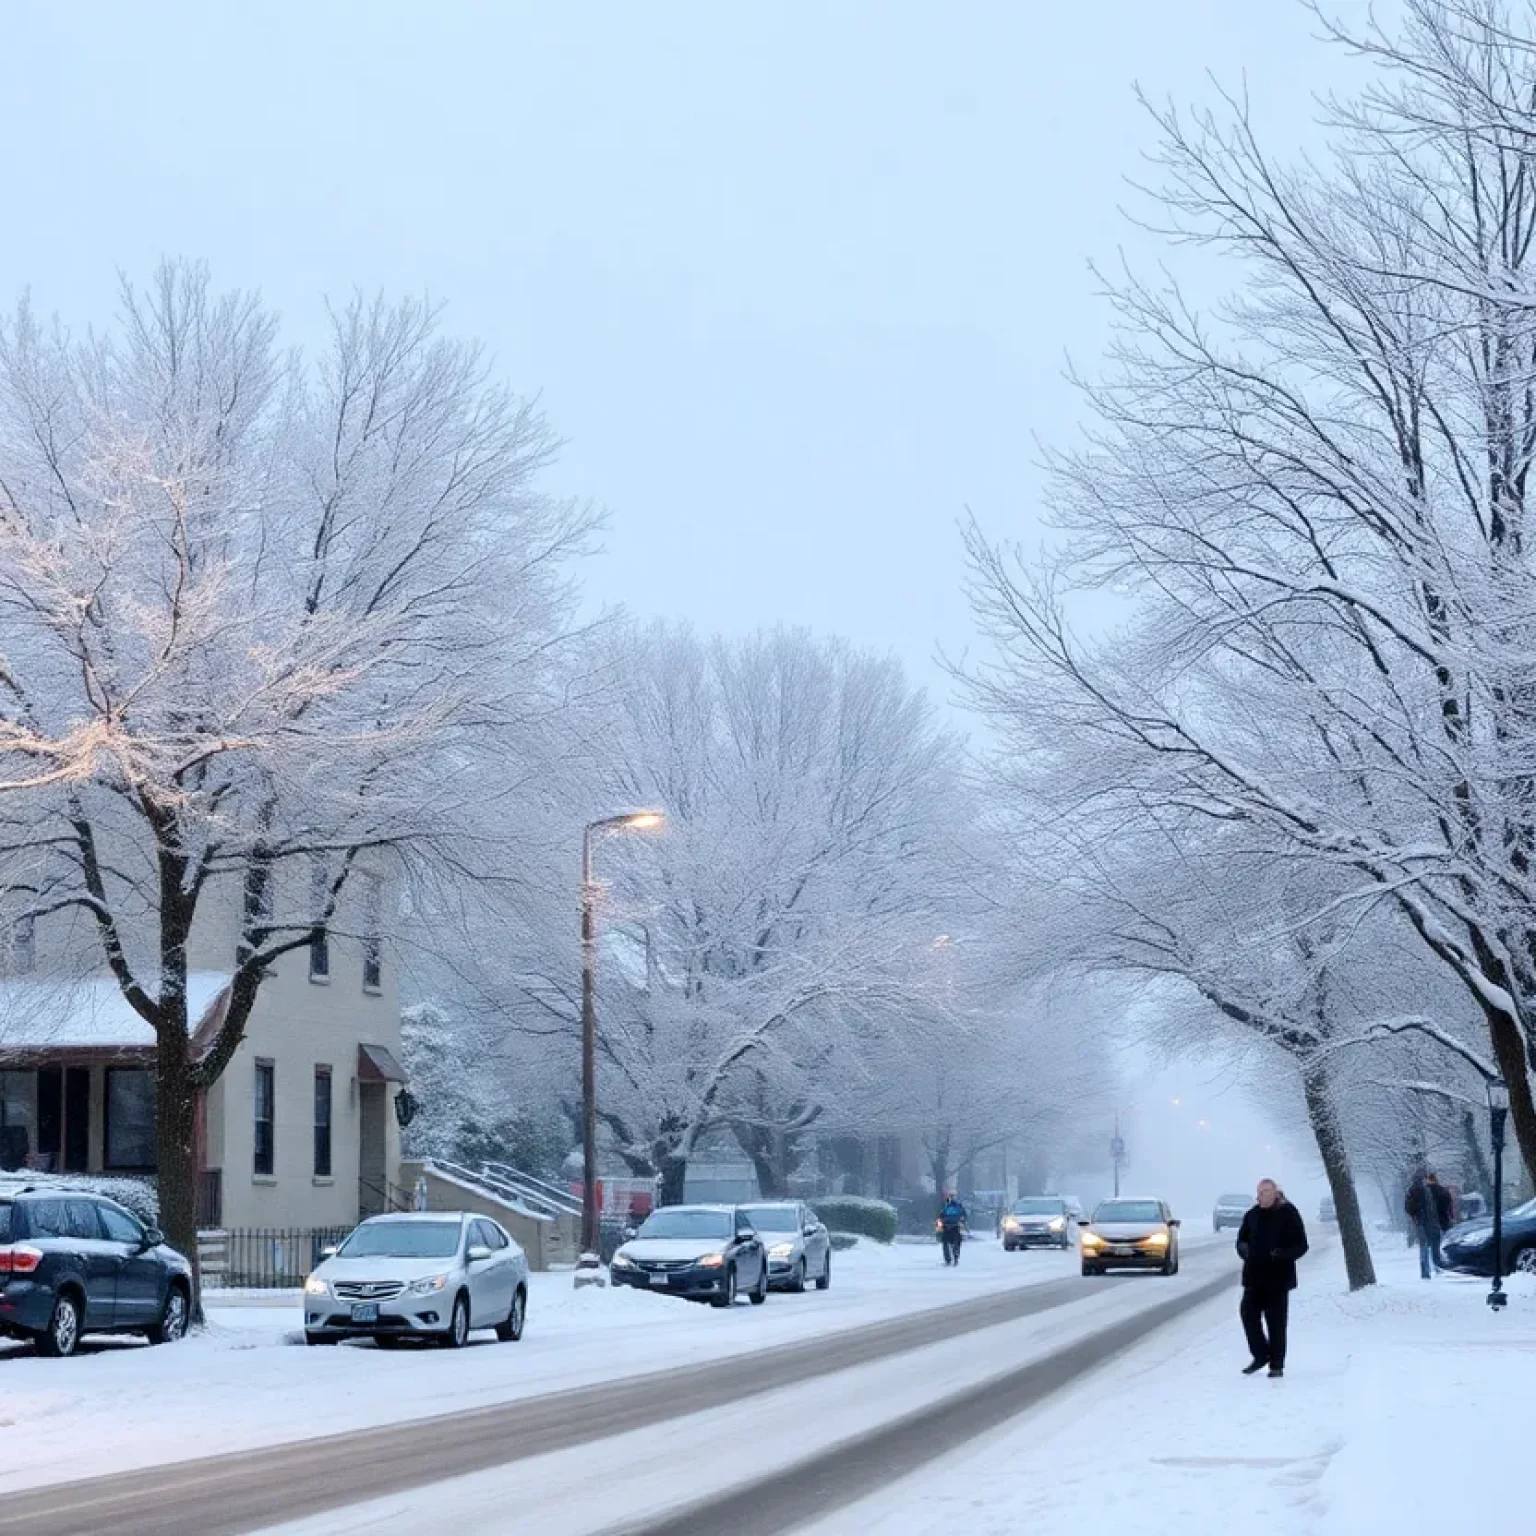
[1141,1231,1170,1248]
[1003,1217,1020,1230]
[408,1274,450,1295]
[1081,1231,1104,1248]
[611,1251,635,1268]
[303,1275,329,1297]
[768,1243,795,1260]
[1048,1217,1065,1232]
[697,1253,726,1268]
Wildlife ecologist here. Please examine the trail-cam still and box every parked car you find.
[1080,1197,1181,1276]
[303,1211,528,1348]
[609,1204,769,1306]
[738,1202,831,1292]
[0,1187,191,1358]
[1002,1196,1075,1251]
[1212,1193,1249,1232]
[1319,1195,1337,1224]
[1441,1198,1536,1279]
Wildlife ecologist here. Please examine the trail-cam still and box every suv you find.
[0,1188,192,1357]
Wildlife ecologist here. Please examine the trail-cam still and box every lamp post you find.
[576,811,663,1288]
[1487,1077,1510,1313]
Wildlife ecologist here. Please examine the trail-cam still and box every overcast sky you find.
[1,2,1366,703]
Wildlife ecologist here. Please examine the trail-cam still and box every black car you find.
[0,1188,193,1357]
[609,1204,769,1306]
[1441,1197,1536,1279]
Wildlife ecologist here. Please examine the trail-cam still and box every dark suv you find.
[0,1189,193,1357]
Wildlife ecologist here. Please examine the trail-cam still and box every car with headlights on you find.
[739,1202,831,1292]
[1212,1193,1250,1233]
[1441,1197,1536,1279]
[1080,1197,1181,1276]
[303,1211,528,1349]
[609,1204,769,1306]
[1002,1196,1074,1251]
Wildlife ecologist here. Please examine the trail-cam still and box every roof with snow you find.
[0,973,230,1056]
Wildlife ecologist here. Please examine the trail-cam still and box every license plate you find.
[1112,1246,1136,1256]
[350,1303,380,1323]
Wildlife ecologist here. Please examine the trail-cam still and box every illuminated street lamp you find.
[1487,1077,1510,1313]
[576,811,664,1287]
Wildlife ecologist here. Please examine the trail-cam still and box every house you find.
[0,869,410,1236]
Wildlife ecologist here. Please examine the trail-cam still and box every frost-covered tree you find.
[0,262,594,1289]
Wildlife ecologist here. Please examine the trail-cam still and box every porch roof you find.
[0,972,231,1061]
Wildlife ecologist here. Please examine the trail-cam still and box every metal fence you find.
[218,1227,353,1289]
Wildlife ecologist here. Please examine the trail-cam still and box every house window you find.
[104,1069,156,1171]
[362,874,383,992]
[309,859,330,982]
[0,1071,35,1171]
[313,1067,332,1178]
[254,1060,275,1176]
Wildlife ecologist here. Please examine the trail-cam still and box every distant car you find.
[1081,1198,1181,1276]
[610,1204,769,1307]
[1002,1196,1074,1251]
[1212,1193,1249,1232]
[303,1212,528,1348]
[739,1202,831,1292]
[0,1187,192,1358]
[1441,1198,1536,1279]
[1319,1195,1337,1224]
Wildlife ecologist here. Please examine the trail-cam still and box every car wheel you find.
[147,1283,190,1345]
[1081,1263,1101,1278]
[790,1259,807,1294]
[749,1263,769,1305]
[305,1332,339,1346]
[711,1266,738,1309]
[496,1286,527,1342]
[36,1291,82,1358]
[441,1292,471,1348]
[1512,1245,1536,1276]
[816,1252,831,1291]
[1003,1241,1015,1252]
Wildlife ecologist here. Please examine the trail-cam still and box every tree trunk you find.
[1461,1109,1493,1205]
[657,1154,687,1207]
[1301,1060,1375,1291]
[155,1046,203,1322]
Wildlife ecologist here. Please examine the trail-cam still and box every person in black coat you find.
[1405,1171,1453,1278]
[1235,1178,1309,1379]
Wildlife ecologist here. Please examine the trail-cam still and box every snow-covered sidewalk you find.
[807,1239,1535,1536]
[0,1235,1076,1493]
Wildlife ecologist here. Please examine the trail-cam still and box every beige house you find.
[0,868,409,1235]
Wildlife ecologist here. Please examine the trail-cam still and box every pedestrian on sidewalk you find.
[1405,1169,1452,1278]
[1235,1178,1309,1380]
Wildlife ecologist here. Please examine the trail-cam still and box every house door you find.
[359,1082,387,1215]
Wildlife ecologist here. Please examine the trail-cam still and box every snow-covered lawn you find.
[0,1234,1075,1493]
[807,1238,1536,1536]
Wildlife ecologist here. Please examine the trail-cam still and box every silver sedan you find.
[739,1202,832,1292]
[303,1211,528,1348]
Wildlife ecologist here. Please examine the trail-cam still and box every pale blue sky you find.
[1,2,1366,700]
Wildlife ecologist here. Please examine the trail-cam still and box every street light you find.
[576,811,664,1287]
[1487,1077,1510,1313]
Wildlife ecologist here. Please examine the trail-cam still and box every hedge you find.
[810,1196,897,1244]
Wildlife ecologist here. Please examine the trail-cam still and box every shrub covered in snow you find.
[0,1173,159,1224]
[811,1196,897,1244]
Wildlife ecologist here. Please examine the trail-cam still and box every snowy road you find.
[0,1236,1234,1535]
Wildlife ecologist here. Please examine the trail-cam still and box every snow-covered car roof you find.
[356,1211,474,1224]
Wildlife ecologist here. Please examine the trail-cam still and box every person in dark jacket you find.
[1235,1178,1309,1379]
[938,1193,967,1266]
[1405,1171,1452,1279]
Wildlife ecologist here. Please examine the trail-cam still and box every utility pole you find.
[1111,1114,1127,1198]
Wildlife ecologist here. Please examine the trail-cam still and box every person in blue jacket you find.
[938,1192,968,1266]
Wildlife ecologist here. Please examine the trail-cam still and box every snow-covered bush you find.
[811,1196,897,1244]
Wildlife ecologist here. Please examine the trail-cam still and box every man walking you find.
[1236,1178,1309,1379]
[1405,1170,1452,1279]
[937,1191,967,1266]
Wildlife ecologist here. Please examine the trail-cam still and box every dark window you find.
[104,1069,156,1171]
[309,860,330,980]
[98,1204,142,1245]
[313,1067,332,1178]
[65,1201,101,1240]
[362,874,383,991]
[63,1068,89,1173]
[254,1061,275,1176]
[36,1067,61,1172]
[23,1198,69,1238]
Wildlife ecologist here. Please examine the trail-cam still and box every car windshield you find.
[1219,1194,1248,1205]
[1093,1201,1165,1224]
[338,1221,462,1260]
[1013,1199,1065,1216]
[637,1209,733,1240]
[739,1206,798,1232]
